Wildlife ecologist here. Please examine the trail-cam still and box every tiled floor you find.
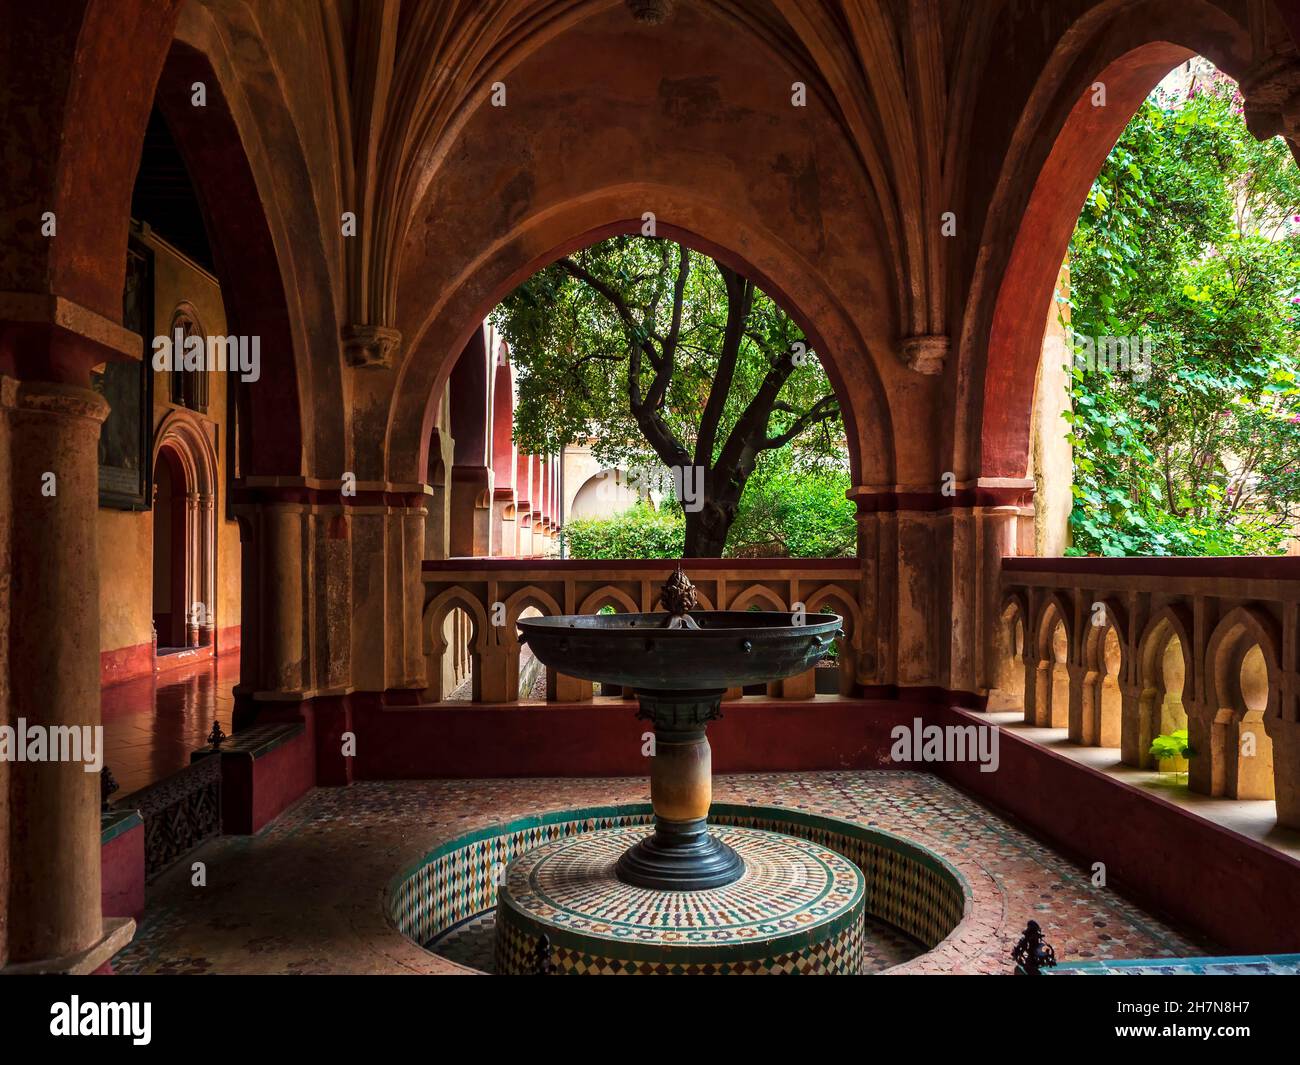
[111,771,1209,975]
[101,654,239,798]
[987,711,1300,861]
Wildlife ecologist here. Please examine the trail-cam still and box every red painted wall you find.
[342,697,924,780]
[100,642,154,688]
[99,626,240,688]
[220,731,315,834]
[100,822,145,923]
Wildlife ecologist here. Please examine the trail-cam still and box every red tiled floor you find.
[110,772,1209,975]
[101,653,239,799]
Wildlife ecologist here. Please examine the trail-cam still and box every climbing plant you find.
[1066,68,1300,556]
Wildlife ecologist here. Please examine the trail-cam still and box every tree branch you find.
[695,264,752,467]
[762,395,840,449]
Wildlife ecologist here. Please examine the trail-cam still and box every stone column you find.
[235,501,307,697]
[978,505,1020,698]
[1184,699,1217,796]
[186,491,201,646]
[1265,716,1300,830]
[3,379,130,969]
[1119,680,1143,767]
[1067,663,1089,743]
[1028,659,1050,727]
[199,495,215,645]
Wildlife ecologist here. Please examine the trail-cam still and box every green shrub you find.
[562,504,684,559]
[726,463,856,558]
[1148,729,1193,763]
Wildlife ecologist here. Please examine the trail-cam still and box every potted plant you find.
[1149,729,1193,778]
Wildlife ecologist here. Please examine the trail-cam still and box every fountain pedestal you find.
[614,689,744,891]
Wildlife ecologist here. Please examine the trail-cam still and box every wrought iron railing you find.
[112,755,222,881]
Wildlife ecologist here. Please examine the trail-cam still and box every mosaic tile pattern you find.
[111,772,1210,975]
[428,910,924,974]
[494,826,865,974]
[388,802,964,967]
[389,810,652,948]
[427,912,499,970]
[711,806,965,947]
[503,827,862,942]
[496,904,865,975]
[1051,954,1300,975]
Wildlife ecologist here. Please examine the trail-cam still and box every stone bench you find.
[194,722,313,835]
[100,808,145,923]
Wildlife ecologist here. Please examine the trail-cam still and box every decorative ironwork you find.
[1011,920,1057,975]
[101,766,119,810]
[114,755,221,881]
[658,566,699,629]
[207,719,227,749]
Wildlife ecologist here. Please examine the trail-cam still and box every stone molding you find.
[342,323,402,368]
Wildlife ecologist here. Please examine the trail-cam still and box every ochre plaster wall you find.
[96,226,242,676]
[1030,266,1073,556]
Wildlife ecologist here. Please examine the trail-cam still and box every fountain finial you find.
[659,566,699,629]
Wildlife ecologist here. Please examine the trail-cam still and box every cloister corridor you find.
[6,5,1300,1040]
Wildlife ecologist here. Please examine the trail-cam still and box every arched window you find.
[168,304,209,413]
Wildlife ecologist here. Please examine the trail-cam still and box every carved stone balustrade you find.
[421,557,865,704]
[998,557,1300,829]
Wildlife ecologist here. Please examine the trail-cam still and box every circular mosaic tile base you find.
[494,825,867,975]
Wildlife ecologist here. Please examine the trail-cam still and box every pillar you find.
[1185,700,1215,795]
[979,505,1020,699]
[449,465,491,556]
[1265,716,1300,830]
[186,490,201,646]
[1119,681,1143,766]
[2,378,130,969]
[233,498,309,706]
[1066,663,1088,743]
[200,494,216,644]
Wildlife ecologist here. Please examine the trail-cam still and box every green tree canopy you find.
[491,236,845,556]
[1067,69,1300,556]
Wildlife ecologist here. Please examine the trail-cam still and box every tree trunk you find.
[682,498,735,557]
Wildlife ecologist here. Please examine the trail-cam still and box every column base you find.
[614,816,745,891]
[1,917,136,975]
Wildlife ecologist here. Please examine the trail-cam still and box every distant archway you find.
[1029,596,1072,728]
[151,409,218,650]
[570,468,644,521]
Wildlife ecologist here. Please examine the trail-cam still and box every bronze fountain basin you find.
[518,603,843,891]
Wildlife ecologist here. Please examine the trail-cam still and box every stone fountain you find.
[491,569,865,975]
[517,567,842,890]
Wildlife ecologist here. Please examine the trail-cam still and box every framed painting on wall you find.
[95,232,155,510]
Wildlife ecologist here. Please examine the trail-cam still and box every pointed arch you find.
[1202,605,1280,800]
[728,584,789,613]
[502,585,564,648]
[578,586,639,616]
[152,408,221,647]
[955,0,1253,480]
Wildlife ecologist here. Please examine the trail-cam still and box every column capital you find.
[342,323,402,369]
[2,377,109,424]
[899,333,949,375]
